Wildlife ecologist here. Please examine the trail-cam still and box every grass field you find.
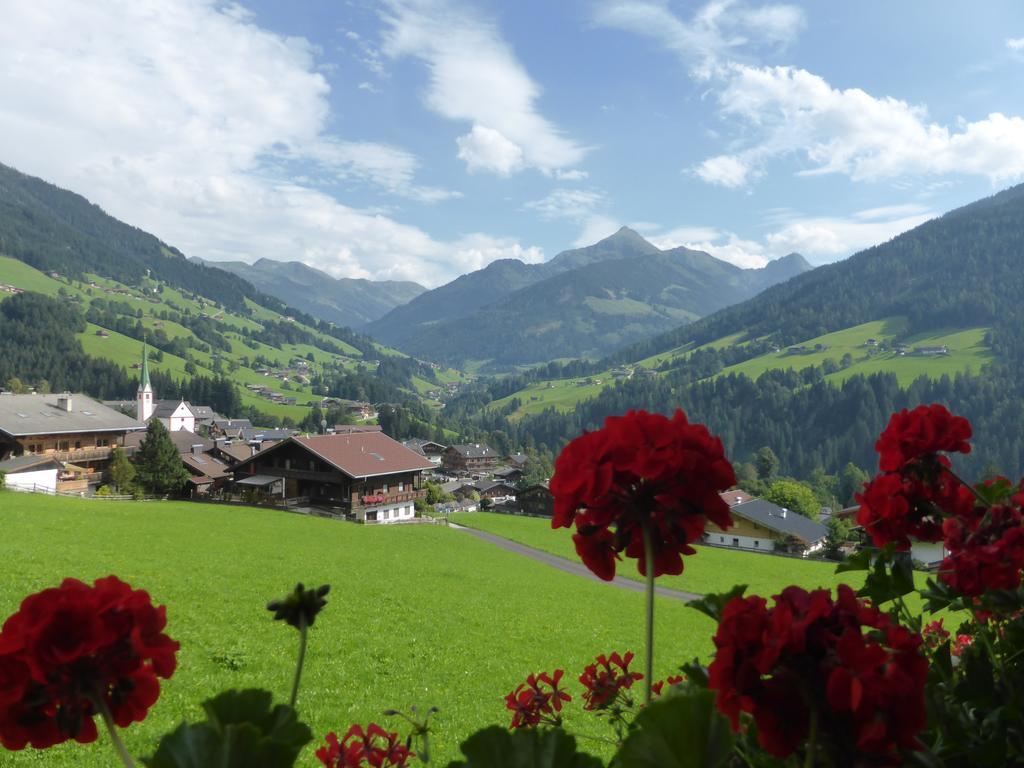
[0,493,727,767]
[451,512,870,598]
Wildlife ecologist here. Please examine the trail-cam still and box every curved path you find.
[449,523,701,603]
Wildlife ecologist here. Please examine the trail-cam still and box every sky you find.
[1,1,1024,288]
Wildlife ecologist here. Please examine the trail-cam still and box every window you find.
[754,540,760,548]
[719,536,725,543]
[74,441,81,450]
[310,460,316,471]
[732,538,740,547]
[58,440,70,451]
[398,481,404,492]
[383,482,389,493]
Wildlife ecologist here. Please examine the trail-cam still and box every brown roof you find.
[215,442,260,464]
[181,453,231,479]
[719,489,753,507]
[294,433,434,478]
[123,430,212,455]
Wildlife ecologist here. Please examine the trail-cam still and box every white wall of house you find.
[162,402,195,433]
[357,502,416,524]
[3,468,58,493]
[708,532,776,551]
[911,541,946,565]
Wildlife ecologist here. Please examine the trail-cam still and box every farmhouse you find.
[517,483,554,517]
[0,393,144,485]
[403,438,447,465]
[232,431,434,523]
[493,465,524,485]
[705,498,827,555]
[442,443,501,474]
[210,418,253,438]
[0,454,63,493]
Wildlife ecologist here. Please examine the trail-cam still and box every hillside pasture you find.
[0,493,721,767]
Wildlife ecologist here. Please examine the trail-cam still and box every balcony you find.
[52,447,113,463]
[354,489,426,509]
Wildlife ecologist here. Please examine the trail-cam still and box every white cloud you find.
[524,189,607,221]
[646,227,767,267]
[0,0,540,289]
[1007,37,1024,51]
[380,0,587,175]
[697,64,1024,187]
[594,0,805,78]
[765,205,935,258]
[455,125,525,176]
[573,216,622,247]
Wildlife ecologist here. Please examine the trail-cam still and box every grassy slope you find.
[0,256,446,421]
[485,318,993,420]
[0,493,718,767]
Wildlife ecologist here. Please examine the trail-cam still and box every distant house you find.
[719,489,753,507]
[151,400,198,433]
[404,438,447,465]
[493,466,525,485]
[912,345,949,356]
[231,431,434,523]
[240,428,295,444]
[211,418,253,438]
[705,498,827,555]
[505,452,529,469]
[473,479,518,503]
[788,346,809,354]
[517,483,553,517]
[180,447,232,496]
[443,443,501,474]
[0,393,144,484]
[0,454,63,493]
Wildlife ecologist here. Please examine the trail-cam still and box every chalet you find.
[505,452,529,469]
[404,438,447,465]
[912,345,949,356]
[443,443,501,474]
[210,418,253,438]
[0,454,63,494]
[517,483,554,517]
[180,447,232,496]
[719,489,753,507]
[705,498,827,555]
[472,479,518,503]
[240,427,295,445]
[338,400,375,420]
[231,432,434,523]
[494,465,525,485]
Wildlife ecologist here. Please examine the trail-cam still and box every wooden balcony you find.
[53,447,113,463]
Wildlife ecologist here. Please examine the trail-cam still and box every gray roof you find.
[0,394,144,437]
[731,499,828,544]
[212,418,253,433]
[449,443,498,459]
[494,466,523,479]
[0,454,63,474]
[241,428,295,442]
[151,400,196,419]
[124,430,213,455]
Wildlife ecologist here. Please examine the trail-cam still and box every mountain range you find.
[192,256,425,328]
[365,227,811,368]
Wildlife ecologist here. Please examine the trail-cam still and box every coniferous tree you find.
[107,447,136,494]
[133,420,189,496]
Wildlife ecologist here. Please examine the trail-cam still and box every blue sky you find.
[1,1,1023,286]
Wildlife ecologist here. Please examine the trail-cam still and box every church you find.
[133,342,208,433]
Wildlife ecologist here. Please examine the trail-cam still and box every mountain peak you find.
[601,225,655,248]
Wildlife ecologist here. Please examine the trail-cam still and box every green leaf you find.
[613,688,734,768]
[687,585,747,622]
[857,550,915,606]
[973,476,1015,506]
[143,689,312,768]
[446,726,603,768]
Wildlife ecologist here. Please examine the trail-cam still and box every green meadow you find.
[0,493,721,767]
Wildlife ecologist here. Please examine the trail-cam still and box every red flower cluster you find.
[708,585,927,762]
[951,634,973,658]
[550,409,736,580]
[875,404,972,473]
[650,674,684,698]
[858,405,976,550]
[505,670,571,729]
[316,724,413,768]
[922,619,950,649]
[578,651,644,711]
[940,502,1024,596]
[0,576,178,751]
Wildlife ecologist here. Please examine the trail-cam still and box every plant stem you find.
[290,616,308,710]
[804,706,818,768]
[642,524,655,706]
[93,695,137,768]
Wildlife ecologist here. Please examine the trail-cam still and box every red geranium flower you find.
[550,409,736,580]
[940,504,1024,596]
[316,723,414,768]
[650,674,685,697]
[875,404,972,473]
[857,471,976,550]
[708,585,927,763]
[922,619,951,649]
[579,651,644,711]
[504,670,571,729]
[0,576,178,751]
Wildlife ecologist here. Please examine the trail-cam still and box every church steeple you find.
[137,340,154,421]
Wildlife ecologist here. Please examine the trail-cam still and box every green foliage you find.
[753,447,779,480]
[425,481,455,505]
[447,726,602,768]
[614,688,734,768]
[823,516,851,561]
[687,585,748,623]
[133,419,190,495]
[763,479,820,520]
[143,689,312,768]
[108,446,136,494]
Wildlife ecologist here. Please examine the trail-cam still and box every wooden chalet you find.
[442,443,501,474]
[232,432,434,523]
[517,483,553,517]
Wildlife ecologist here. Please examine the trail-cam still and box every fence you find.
[3,483,135,501]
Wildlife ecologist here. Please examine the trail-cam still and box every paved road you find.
[450,523,701,603]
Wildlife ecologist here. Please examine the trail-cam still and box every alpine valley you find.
[1,160,1022,479]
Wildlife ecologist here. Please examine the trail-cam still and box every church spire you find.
[137,339,154,422]
[139,339,151,391]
